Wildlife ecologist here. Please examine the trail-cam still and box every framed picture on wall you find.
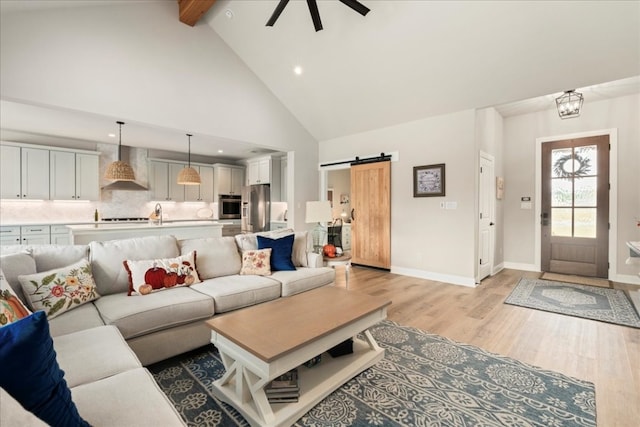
[413,163,445,197]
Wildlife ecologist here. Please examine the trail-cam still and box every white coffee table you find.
[205,286,391,427]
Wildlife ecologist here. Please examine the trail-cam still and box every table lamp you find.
[305,200,333,253]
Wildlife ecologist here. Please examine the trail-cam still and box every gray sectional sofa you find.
[0,230,335,426]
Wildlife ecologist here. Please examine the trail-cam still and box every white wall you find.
[503,93,640,283]
[475,108,505,270]
[0,2,320,230]
[319,110,478,286]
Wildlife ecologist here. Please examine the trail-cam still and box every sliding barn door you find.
[350,161,391,269]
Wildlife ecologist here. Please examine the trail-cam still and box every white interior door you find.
[478,153,495,281]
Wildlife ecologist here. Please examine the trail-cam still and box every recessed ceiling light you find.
[218,149,223,153]
[108,133,116,138]
[293,66,303,75]
[225,9,234,19]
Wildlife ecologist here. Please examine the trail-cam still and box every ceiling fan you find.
[266,0,370,32]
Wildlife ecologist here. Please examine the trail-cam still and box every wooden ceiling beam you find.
[178,0,217,27]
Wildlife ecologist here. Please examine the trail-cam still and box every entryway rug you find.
[540,272,611,288]
[506,278,640,329]
[149,320,596,426]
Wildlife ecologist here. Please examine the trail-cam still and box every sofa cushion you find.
[93,287,214,339]
[124,251,200,296]
[272,267,336,297]
[178,236,241,279]
[190,275,281,313]
[53,325,141,388]
[257,234,296,271]
[18,259,100,319]
[71,368,185,426]
[48,302,105,337]
[236,229,310,267]
[89,235,179,296]
[240,249,272,276]
[0,311,89,427]
[0,252,36,302]
[1,268,31,326]
[29,244,89,273]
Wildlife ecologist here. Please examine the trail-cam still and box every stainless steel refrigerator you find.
[241,184,271,233]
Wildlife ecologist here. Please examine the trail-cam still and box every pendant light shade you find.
[105,121,136,181]
[177,134,201,185]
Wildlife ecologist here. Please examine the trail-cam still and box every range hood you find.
[101,145,148,192]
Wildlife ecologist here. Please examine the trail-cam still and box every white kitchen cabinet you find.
[0,145,49,200]
[185,165,214,202]
[246,156,281,201]
[17,225,51,245]
[149,161,185,202]
[51,225,71,245]
[0,226,21,245]
[213,164,245,200]
[50,151,99,201]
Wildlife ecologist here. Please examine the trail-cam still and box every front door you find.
[350,161,391,269]
[541,135,609,278]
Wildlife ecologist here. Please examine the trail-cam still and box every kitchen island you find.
[67,221,223,244]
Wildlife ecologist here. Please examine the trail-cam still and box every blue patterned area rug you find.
[506,278,640,329]
[149,320,596,426]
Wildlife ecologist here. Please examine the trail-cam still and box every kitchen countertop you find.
[0,219,237,227]
[66,221,224,231]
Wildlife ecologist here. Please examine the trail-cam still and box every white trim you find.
[391,266,476,287]
[613,274,640,286]
[503,262,539,272]
[535,129,618,278]
[492,262,505,275]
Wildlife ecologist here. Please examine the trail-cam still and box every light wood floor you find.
[332,266,640,427]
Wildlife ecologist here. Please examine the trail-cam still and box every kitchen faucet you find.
[154,203,162,225]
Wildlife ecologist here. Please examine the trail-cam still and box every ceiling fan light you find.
[177,166,201,185]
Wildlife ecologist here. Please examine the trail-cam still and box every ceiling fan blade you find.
[307,0,323,32]
[266,0,290,27]
[339,0,370,16]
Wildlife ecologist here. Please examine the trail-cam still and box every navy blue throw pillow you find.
[257,234,296,272]
[0,311,90,427]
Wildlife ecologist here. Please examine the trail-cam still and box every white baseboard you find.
[391,266,476,287]
[503,262,539,272]
[613,274,640,286]
[491,263,505,275]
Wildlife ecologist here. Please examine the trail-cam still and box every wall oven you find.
[219,195,241,219]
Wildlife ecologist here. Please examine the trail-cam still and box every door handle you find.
[541,212,549,226]
[350,209,355,221]
[489,222,495,226]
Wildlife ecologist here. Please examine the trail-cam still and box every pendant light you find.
[104,121,136,181]
[177,133,201,185]
[555,90,584,119]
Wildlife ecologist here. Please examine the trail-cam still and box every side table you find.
[324,251,352,289]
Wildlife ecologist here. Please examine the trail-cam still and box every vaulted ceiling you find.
[206,0,640,141]
[0,0,638,155]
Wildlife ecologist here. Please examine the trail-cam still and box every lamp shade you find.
[177,133,201,185]
[177,166,201,185]
[104,121,136,181]
[305,201,332,223]
[104,160,135,181]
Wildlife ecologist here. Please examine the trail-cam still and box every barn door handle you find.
[351,209,355,220]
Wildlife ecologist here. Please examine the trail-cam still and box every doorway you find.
[478,152,495,281]
[540,135,610,278]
